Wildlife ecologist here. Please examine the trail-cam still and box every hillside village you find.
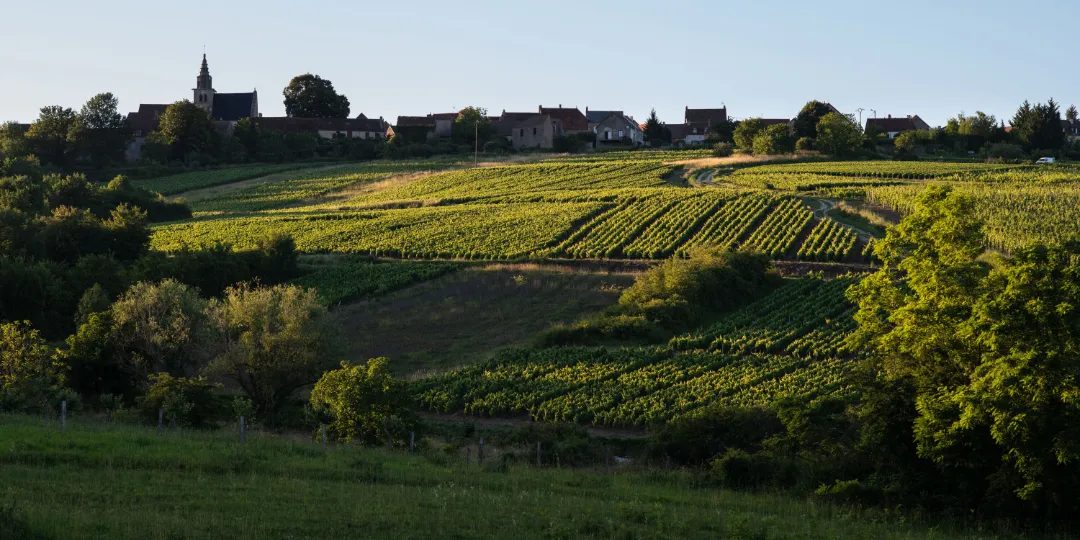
[117,54,938,163]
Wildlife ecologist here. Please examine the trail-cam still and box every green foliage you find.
[795,137,814,151]
[0,321,65,411]
[79,92,133,168]
[712,141,733,157]
[793,101,834,139]
[815,113,862,157]
[25,105,82,170]
[206,284,337,417]
[752,124,794,156]
[451,106,493,146]
[310,357,414,445]
[642,109,670,147]
[283,74,350,118]
[135,373,223,428]
[733,118,764,149]
[1011,99,1065,151]
[292,260,458,305]
[619,250,780,330]
[110,279,211,379]
[0,121,30,160]
[156,100,217,161]
[133,163,316,196]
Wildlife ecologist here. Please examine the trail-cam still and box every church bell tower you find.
[193,54,215,116]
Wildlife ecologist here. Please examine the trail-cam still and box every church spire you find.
[196,53,213,91]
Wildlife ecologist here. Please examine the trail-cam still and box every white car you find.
[1035,157,1056,164]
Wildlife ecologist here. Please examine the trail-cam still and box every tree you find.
[0,121,30,160]
[25,106,82,170]
[1,321,65,410]
[110,279,211,379]
[643,109,670,147]
[156,100,216,160]
[752,124,794,155]
[894,131,917,153]
[733,118,764,149]
[1067,105,1078,122]
[283,74,350,118]
[205,284,338,417]
[309,357,414,444]
[793,101,834,139]
[451,106,493,146]
[79,93,133,168]
[1011,99,1064,152]
[707,117,738,144]
[816,112,862,157]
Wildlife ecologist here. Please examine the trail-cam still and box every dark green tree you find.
[78,93,133,167]
[792,101,834,139]
[733,118,764,149]
[25,106,82,170]
[816,112,862,156]
[1011,99,1064,152]
[283,74,350,118]
[0,121,30,160]
[156,100,217,160]
[643,109,670,147]
[451,107,493,146]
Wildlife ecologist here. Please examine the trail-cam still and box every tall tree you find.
[79,92,133,167]
[1011,99,1064,151]
[643,109,670,147]
[25,106,82,169]
[156,100,217,160]
[815,112,862,157]
[451,106,493,146]
[283,74,350,118]
[732,118,765,149]
[1067,105,1078,122]
[0,121,30,160]
[792,101,834,139]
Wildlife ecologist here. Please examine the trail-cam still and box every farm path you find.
[811,198,876,242]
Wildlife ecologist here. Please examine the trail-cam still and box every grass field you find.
[1,415,1056,540]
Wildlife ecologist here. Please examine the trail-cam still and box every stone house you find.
[493,111,538,142]
[254,114,389,139]
[538,106,588,134]
[512,115,563,149]
[683,106,727,145]
[586,109,644,146]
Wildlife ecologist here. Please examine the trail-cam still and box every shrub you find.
[309,357,414,445]
[710,449,779,489]
[712,142,734,157]
[135,373,224,428]
[795,137,814,151]
[649,406,783,466]
[0,321,66,411]
[980,142,1026,163]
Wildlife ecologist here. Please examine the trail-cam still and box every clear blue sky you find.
[3,0,1078,128]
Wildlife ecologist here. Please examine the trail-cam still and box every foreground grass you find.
[0,415,1055,540]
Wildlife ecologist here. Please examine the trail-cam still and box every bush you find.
[649,406,783,466]
[309,357,414,445]
[710,449,780,489]
[795,137,814,151]
[536,314,664,346]
[0,321,66,411]
[135,373,224,428]
[980,142,1027,163]
[814,479,884,506]
[619,250,780,330]
[712,142,734,157]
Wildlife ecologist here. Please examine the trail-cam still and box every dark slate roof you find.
[493,112,536,136]
[127,104,169,133]
[517,114,552,129]
[429,112,458,121]
[585,110,621,123]
[396,116,435,128]
[255,117,387,134]
[539,106,588,132]
[685,107,727,124]
[212,93,255,121]
[866,116,925,133]
[664,123,687,140]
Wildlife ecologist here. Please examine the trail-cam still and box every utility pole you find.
[856,108,865,126]
[474,120,479,166]
[870,109,877,121]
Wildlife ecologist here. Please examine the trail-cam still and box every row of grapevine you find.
[797,218,858,261]
[562,196,678,258]
[735,161,1022,179]
[134,163,322,196]
[741,198,814,257]
[677,194,775,255]
[621,194,726,258]
[291,260,460,305]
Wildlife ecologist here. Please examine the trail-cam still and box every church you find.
[125,54,259,161]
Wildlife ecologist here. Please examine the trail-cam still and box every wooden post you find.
[537,441,542,467]
[157,408,164,436]
[409,431,415,455]
[320,424,328,450]
[106,410,112,425]
[478,438,484,465]
[239,416,246,443]
[465,447,470,466]
[61,400,67,432]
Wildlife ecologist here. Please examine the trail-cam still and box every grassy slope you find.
[0,415,1032,540]
[334,265,636,376]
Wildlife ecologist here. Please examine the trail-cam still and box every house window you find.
[533,127,537,135]
[619,130,624,138]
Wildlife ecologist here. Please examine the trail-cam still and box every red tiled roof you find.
[539,106,588,132]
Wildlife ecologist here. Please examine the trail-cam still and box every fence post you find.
[61,400,67,432]
[157,408,163,436]
[478,438,484,465]
[106,409,112,425]
[409,431,415,455]
[537,441,542,468]
[466,447,470,466]
[239,416,246,443]
[320,424,328,451]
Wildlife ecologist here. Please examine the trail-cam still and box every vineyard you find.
[132,163,323,196]
[416,275,861,427]
[292,260,460,305]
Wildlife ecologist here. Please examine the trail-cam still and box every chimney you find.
[559,104,562,108]
[887,114,892,119]
[586,106,589,113]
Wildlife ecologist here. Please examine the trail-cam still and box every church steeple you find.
[193,53,215,114]
[196,54,213,90]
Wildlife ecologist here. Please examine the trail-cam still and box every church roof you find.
[212,93,255,121]
[127,104,169,133]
